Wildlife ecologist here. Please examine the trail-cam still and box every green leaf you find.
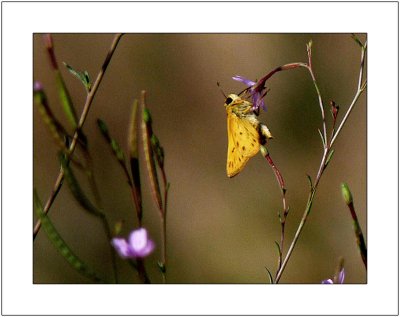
[325,149,335,167]
[64,62,92,92]
[151,134,165,169]
[60,154,104,217]
[265,267,274,284]
[318,128,326,148]
[306,174,313,189]
[97,119,126,164]
[34,87,69,152]
[55,71,78,129]
[33,190,105,283]
[111,139,125,161]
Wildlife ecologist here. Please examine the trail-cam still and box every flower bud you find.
[341,183,353,205]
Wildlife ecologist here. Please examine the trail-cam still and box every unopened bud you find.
[330,100,339,120]
[341,183,353,205]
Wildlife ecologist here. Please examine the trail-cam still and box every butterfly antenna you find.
[217,82,227,98]
[237,87,249,96]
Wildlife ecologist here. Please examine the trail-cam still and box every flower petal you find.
[111,238,131,259]
[138,239,156,258]
[129,228,148,252]
[337,268,345,284]
[232,75,256,87]
[321,279,334,284]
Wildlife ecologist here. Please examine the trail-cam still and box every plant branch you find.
[260,146,288,278]
[330,43,367,147]
[33,33,124,240]
[274,40,367,283]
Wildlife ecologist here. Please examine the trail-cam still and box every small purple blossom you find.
[34,81,43,92]
[322,268,345,284]
[232,75,267,112]
[111,228,155,259]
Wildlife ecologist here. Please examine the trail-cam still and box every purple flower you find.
[34,81,43,92]
[111,228,155,259]
[232,75,267,112]
[322,268,345,284]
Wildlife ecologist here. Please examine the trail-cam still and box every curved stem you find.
[33,33,124,240]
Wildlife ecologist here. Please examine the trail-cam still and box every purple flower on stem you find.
[112,228,155,259]
[232,75,267,112]
[322,268,345,284]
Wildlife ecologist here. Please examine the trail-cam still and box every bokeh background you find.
[33,33,366,284]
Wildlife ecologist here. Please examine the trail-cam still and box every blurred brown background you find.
[33,33,366,283]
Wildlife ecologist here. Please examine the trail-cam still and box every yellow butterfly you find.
[224,94,272,178]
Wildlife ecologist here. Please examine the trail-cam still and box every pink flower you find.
[112,228,155,259]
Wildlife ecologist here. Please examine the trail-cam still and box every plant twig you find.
[274,40,367,283]
[141,91,169,282]
[260,146,288,278]
[33,33,124,240]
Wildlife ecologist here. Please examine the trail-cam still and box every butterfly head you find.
[224,94,243,108]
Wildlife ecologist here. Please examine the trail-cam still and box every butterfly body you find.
[225,94,272,178]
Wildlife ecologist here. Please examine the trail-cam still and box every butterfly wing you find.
[226,110,261,178]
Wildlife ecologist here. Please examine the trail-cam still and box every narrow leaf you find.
[306,174,313,189]
[265,267,274,284]
[325,149,335,167]
[64,62,92,92]
[34,83,69,152]
[34,190,105,283]
[42,35,79,130]
[60,154,104,217]
[97,119,126,165]
[318,128,326,148]
[55,70,78,129]
[141,91,162,211]
[151,134,165,169]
